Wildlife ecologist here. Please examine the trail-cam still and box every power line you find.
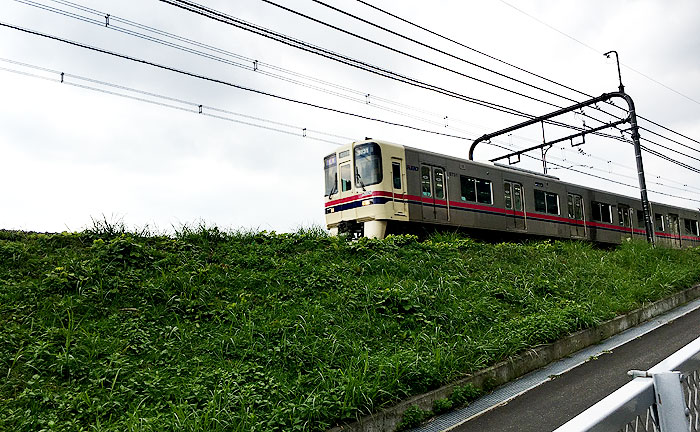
[0,21,481,142]
[5,53,700,204]
[6,2,700,199]
[18,0,487,139]
[262,0,700,164]
[0,63,348,145]
[157,0,700,177]
[354,0,700,155]
[498,0,700,107]
[272,0,577,109]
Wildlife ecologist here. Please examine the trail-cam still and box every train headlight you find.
[362,199,373,206]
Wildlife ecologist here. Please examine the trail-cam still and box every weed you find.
[0,230,698,431]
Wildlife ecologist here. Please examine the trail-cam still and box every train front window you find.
[324,154,337,196]
[354,143,382,187]
[340,163,352,192]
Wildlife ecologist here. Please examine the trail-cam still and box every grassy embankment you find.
[1,226,700,431]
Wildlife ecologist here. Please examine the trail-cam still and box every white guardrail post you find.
[652,372,690,432]
[554,335,700,432]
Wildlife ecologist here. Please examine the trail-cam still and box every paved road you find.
[452,305,700,432]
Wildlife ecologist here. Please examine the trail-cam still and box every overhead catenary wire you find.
[0,60,351,145]
[35,0,691,167]
[257,0,700,166]
[352,0,700,154]
[124,0,700,176]
[3,50,700,204]
[497,0,700,107]
[17,0,489,138]
[156,0,631,138]
[5,2,700,201]
[0,21,482,143]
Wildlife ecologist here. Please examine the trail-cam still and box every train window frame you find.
[324,153,338,197]
[618,204,632,227]
[636,209,645,228]
[567,193,584,221]
[421,166,432,198]
[434,168,445,200]
[392,162,402,190]
[461,176,492,204]
[591,201,613,224]
[353,143,383,187]
[340,162,352,192]
[683,218,699,236]
[654,213,665,232]
[513,183,523,211]
[504,182,512,210]
[534,189,559,215]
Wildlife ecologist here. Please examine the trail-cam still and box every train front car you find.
[324,140,408,238]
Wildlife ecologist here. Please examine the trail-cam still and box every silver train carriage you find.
[323,139,700,248]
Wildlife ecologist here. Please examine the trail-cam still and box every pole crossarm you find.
[468,91,655,244]
[489,118,629,163]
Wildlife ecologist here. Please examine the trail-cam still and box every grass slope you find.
[1,227,699,431]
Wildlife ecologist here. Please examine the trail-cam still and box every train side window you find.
[392,162,401,189]
[636,209,645,228]
[461,176,491,204]
[461,177,476,202]
[534,189,559,215]
[591,201,612,223]
[421,166,432,197]
[545,192,559,215]
[683,218,699,236]
[618,204,631,227]
[534,190,546,213]
[513,183,522,211]
[476,179,492,204]
[504,182,512,209]
[567,194,584,220]
[340,163,352,192]
[654,213,665,231]
[434,168,445,200]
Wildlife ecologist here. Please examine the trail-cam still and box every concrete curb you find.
[328,284,700,432]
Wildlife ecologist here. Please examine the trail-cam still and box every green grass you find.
[1,226,699,431]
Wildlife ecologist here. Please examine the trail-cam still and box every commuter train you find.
[323,139,700,247]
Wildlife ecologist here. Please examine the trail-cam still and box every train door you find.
[504,181,526,231]
[668,213,682,247]
[391,158,406,216]
[567,193,585,237]
[420,165,448,221]
[618,204,633,240]
[338,161,353,199]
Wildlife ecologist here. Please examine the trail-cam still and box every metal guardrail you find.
[555,335,700,432]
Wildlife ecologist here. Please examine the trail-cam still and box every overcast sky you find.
[2,0,700,233]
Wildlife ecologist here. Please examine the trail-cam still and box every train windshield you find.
[324,153,337,196]
[354,143,382,187]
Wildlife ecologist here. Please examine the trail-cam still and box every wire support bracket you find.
[470,91,655,245]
